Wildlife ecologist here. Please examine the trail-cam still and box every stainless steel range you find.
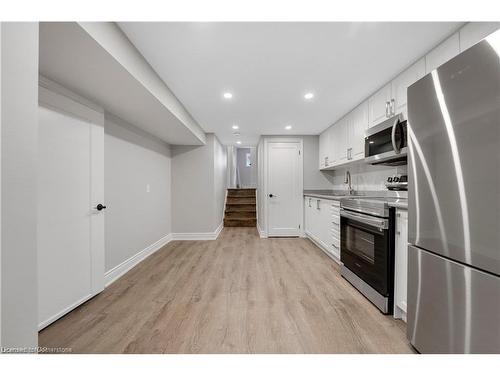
[340,196,404,314]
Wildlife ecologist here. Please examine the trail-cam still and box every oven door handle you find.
[340,209,389,230]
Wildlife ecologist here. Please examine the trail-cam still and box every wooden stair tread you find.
[224,188,257,227]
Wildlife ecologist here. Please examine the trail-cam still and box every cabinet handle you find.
[397,231,401,235]
[391,99,395,115]
[316,200,320,209]
[385,101,390,117]
[308,198,311,207]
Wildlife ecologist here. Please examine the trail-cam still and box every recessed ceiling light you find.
[285,125,292,130]
[233,132,240,137]
[223,92,233,99]
[304,92,314,100]
[232,124,239,129]
[236,141,242,145]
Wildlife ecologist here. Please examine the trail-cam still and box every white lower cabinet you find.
[304,196,341,262]
[393,208,408,322]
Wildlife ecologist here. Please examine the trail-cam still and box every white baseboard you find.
[257,222,267,238]
[38,293,94,331]
[104,233,173,287]
[172,221,223,241]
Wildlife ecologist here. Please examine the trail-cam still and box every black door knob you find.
[269,194,274,198]
[96,203,107,211]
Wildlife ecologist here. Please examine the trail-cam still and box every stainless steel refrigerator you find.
[407,29,500,353]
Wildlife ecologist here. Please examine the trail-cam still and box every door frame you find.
[37,76,105,330]
[264,138,304,237]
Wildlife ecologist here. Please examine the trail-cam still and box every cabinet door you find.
[459,22,500,52]
[368,83,392,128]
[391,58,425,120]
[304,197,312,235]
[425,33,460,73]
[335,117,349,164]
[330,201,341,259]
[311,198,321,241]
[318,199,331,250]
[349,101,368,160]
[329,124,339,165]
[326,125,335,168]
[319,131,328,169]
[394,209,409,321]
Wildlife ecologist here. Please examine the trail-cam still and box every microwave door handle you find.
[391,117,401,154]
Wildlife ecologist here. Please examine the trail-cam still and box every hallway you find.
[39,228,412,353]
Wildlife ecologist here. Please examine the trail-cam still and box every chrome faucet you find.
[344,170,354,195]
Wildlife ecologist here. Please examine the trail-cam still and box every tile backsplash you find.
[321,163,407,191]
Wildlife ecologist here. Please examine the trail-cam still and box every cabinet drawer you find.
[330,230,340,243]
[330,242,340,258]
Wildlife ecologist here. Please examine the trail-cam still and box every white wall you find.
[171,134,227,234]
[302,136,333,190]
[213,138,228,228]
[104,113,172,272]
[236,147,257,188]
[257,138,265,234]
[0,22,39,349]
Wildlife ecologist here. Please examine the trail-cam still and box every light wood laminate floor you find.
[39,227,414,353]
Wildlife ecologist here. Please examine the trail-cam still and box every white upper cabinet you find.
[335,117,349,165]
[349,101,368,160]
[425,33,460,73]
[391,58,426,120]
[318,23,496,171]
[319,131,328,169]
[326,125,336,167]
[460,22,500,52]
[368,83,392,128]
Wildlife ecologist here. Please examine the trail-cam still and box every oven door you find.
[340,209,392,296]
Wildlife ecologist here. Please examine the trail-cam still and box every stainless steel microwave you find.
[364,114,407,166]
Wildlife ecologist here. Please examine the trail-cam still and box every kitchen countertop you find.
[303,190,353,200]
[304,190,408,208]
[387,200,408,209]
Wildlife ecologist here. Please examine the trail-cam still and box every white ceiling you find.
[119,22,463,146]
[39,22,205,145]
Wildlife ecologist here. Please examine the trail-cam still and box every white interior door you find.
[266,141,302,236]
[37,105,104,330]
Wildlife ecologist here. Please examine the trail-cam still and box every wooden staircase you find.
[224,188,256,227]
